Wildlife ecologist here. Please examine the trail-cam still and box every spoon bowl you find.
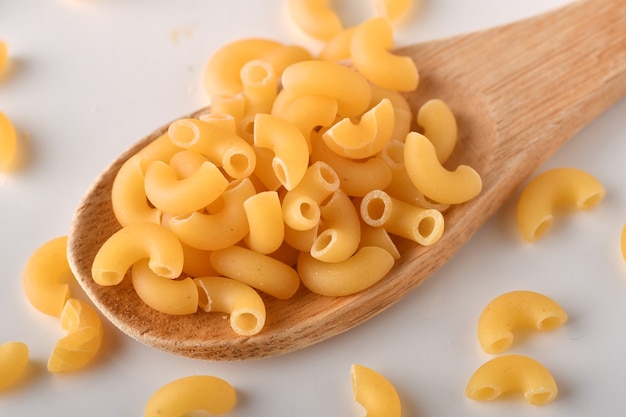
[68,0,626,360]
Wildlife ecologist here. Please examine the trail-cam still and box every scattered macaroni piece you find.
[145,375,236,417]
[417,98,457,164]
[374,0,413,22]
[22,236,72,317]
[465,354,558,406]
[47,298,103,373]
[516,167,605,242]
[0,341,29,391]
[287,0,343,41]
[477,290,568,354]
[0,40,7,74]
[0,111,18,171]
[351,364,402,417]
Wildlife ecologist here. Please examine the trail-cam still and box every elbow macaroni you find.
[417,99,457,164]
[516,167,605,242]
[145,375,236,417]
[287,0,343,41]
[351,364,402,417]
[0,111,18,171]
[466,354,558,405]
[195,276,266,336]
[477,290,568,354]
[22,236,72,317]
[0,341,29,391]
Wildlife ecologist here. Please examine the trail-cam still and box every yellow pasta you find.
[0,111,18,171]
[260,44,314,77]
[622,224,626,261]
[167,178,255,251]
[167,118,256,180]
[360,189,445,246]
[466,354,558,405]
[287,0,343,41]
[203,37,282,96]
[253,113,310,190]
[284,221,322,252]
[0,40,7,74]
[48,298,103,373]
[91,223,184,286]
[310,134,392,197]
[477,290,568,354]
[281,160,340,231]
[358,219,401,260]
[311,189,361,262]
[194,276,266,336]
[145,375,236,417]
[516,167,605,242]
[210,245,300,300]
[180,242,219,278]
[131,260,198,315]
[417,98,457,164]
[318,27,356,62]
[209,93,246,123]
[275,94,338,150]
[143,159,228,214]
[374,0,413,22]
[198,112,238,134]
[297,246,395,296]
[404,131,482,204]
[22,236,72,317]
[243,191,285,254]
[241,59,278,116]
[280,60,372,117]
[322,98,395,159]
[351,364,402,417]
[350,18,418,92]
[369,84,412,142]
[0,341,29,391]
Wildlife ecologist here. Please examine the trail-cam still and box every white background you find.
[2,0,626,416]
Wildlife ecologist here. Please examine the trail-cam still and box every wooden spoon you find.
[67,0,626,361]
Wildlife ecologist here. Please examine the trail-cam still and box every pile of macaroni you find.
[91,0,483,338]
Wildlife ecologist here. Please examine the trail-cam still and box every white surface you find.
[1,0,625,415]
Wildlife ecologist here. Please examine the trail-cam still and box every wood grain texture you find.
[67,0,626,360]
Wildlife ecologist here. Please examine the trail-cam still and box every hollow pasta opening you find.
[225,152,250,177]
[98,271,122,285]
[531,217,553,242]
[525,390,556,405]
[417,216,436,239]
[298,201,318,223]
[487,336,513,354]
[469,386,499,401]
[364,198,387,223]
[232,312,261,335]
[150,265,178,279]
[170,121,198,146]
[538,316,565,330]
[312,231,335,254]
[579,191,604,210]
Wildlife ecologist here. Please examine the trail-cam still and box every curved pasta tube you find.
[311,189,361,263]
[145,375,236,417]
[516,167,605,242]
[311,134,392,197]
[297,246,395,296]
[209,93,246,123]
[194,276,266,336]
[403,132,482,204]
[417,98,458,164]
[281,60,372,117]
[360,189,445,246]
[241,59,277,115]
[322,98,395,159]
[112,156,162,226]
[253,113,309,190]
[359,220,401,260]
[91,223,184,286]
[370,84,412,142]
[243,191,285,254]
[48,298,103,373]
[0,341,29,391]
[180,242,219,278]
[22,236,72,317]
[198,112,237,134]
[477,290,568,354]
[210,246,300,300]
[318,27,356,62]
[0,111,18,171]
[276,94,338,150]
[168,118,256,180]
[465,355,558,405]
[281,161,340,231]
[167,178,255,251]
[351,364,402,417]
[203,37,282,96]
[350,18,418,92]
[261,44,314,76]
[131,260,198,315]
[374,0,413,22]
[287,0,343,41]
[143,159,228,214]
